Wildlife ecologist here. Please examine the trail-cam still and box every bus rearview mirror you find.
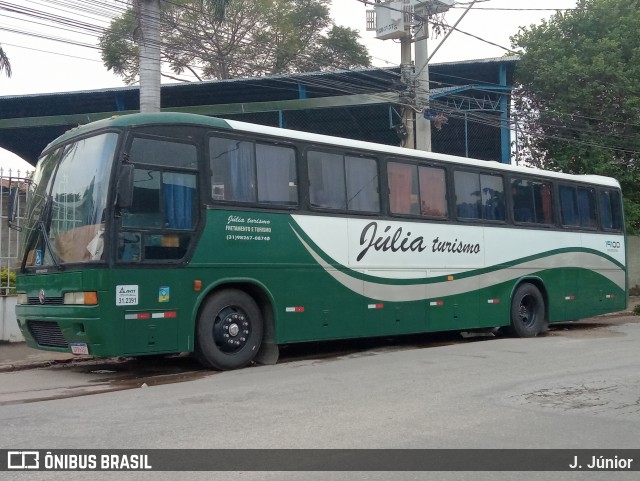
[7,186,22,231]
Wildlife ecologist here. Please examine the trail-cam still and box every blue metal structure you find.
[0,57,516,165]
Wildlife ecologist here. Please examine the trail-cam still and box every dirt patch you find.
[547,315,639,338]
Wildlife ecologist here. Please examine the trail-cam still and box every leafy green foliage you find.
[0,268,16,296]
[99,0,370,83]
[511,0,640,232]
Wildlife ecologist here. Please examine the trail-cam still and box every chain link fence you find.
[220,105,504,161]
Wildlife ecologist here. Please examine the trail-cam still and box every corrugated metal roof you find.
[0,56,518,100]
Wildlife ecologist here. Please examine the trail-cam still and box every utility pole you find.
[413,7,431,151]
[367,0,455,151]
[137,0,161,113]
[400,36,415,149]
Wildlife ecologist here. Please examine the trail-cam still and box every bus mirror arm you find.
[116,164,134,208]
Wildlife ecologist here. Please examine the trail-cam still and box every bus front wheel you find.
[509,283,546,337]
[195,289,264,370]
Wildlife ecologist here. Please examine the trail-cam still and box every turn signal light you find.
[64,291,98,305]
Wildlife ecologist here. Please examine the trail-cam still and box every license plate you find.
[70,343,89,355]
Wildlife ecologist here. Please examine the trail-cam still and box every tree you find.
[99,0,370,84]
[129,0,230,112]
[0,44,11,78]
[511,0,640,232]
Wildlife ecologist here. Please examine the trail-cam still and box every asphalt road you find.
[1,315,639,481]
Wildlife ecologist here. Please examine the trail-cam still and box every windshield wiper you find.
[20,195,63,272]
[38,220,63,271]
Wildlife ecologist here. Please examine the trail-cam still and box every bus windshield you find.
[21,132,119,268]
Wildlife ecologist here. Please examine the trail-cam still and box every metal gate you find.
[0,167,31,295]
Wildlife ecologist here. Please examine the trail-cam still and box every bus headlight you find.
[64,291,98,305]
[16,293,27,305]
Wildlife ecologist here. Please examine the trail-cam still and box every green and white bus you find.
[12,112,626,370]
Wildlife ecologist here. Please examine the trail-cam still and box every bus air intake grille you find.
[27,321,69,348]
[27,296,64,305]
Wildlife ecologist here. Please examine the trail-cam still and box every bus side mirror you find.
[7,186,21,231]
[116,164,134,208]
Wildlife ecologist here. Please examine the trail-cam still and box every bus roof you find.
[47,112,620,189]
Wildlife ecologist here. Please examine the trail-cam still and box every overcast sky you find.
[0,0,578,170]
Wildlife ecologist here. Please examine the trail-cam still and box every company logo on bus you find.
[38,289,46,305]
[357,221,481,262]
[605,240,621,250]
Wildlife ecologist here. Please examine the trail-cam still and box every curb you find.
[0,360,57,373]
[0,356,94,373]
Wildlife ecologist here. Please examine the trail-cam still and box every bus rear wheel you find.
[509,283,546,337]
[195,289,263,370]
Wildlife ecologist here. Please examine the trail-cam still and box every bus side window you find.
[163,172,197,230]
[119,170,196,262]
[388,162,419,215]
[533,181,554,224]
[480,174,505,221]
[418,166,447,217]
[560,185,580,226]
[121,170,196,230]
[256,144,298,206]
[577,186,597,229]
[129,136,198,169]
[346,156,379,213]
[454,170,504,222]
[308,151,346,210]
[511,179,533,222]
[599,189,623,231]
[210,137,256,203]
[454,170,481,220]
[512,178,554,225]
[122,169,163,228]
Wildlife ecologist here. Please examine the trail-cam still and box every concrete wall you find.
[0,296,23,342]
[627,236,640,295]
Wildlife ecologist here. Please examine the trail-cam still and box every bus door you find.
[114,131,200,354]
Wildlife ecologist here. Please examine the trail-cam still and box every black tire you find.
[509,283,546,337]
[195,289,263,370]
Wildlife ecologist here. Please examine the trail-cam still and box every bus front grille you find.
[27,321,69,348]
[27,297,64,305]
